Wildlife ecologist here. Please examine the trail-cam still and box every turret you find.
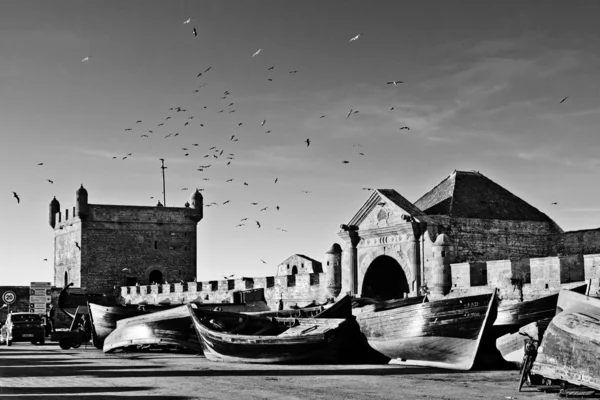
[76,184,89,218]
[49,197,60,228]
[324,243,343,298]
[430,233,453,295]
[189,189,203,222]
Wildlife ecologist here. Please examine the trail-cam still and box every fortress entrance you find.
[149,270,164,285]
[361,255,409,301]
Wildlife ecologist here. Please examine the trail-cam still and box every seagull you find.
[277,228,287,232]
[251,203,258,205]
[305,138,310,147]
[268,78,273,81]
[75,241,81,250]
[226,179,233,182]
[12,192,20,203]
[236,224,244,227]
[274,178,278,184]
[261,119,266,126]
[261,259,267,264]
[204,67,211,73]
[387,81,404,86]
[244,182,249,186]
[192,27,198,37]
[43,259,47,261]
[260,207,268,211]
[181,188,188,191]
[399,126,410,131]
[183,18,192,24]
[125,128,132,131]
[362,188,373,191]
[122,156,128,160]
[347,109,354,118]
[223,200,230,205]
[551,202,558,205]
[158,123,164,126]
[268,66,274,70]
[230,135,235,140]
[342,161,350,164]
[241,218,248,221]
[301,190,311,194]
[223,274,234,279]
[238,122,243,126]
[265,130,271,134]
[349,33,363,42]
[289,70,298,74]
[276,206,280,211]
[359,152,365,156]
[37,163,43,165]
[141,134,148,137]
[252,49,262,57]
[136,120,142,123]
[256,221,261,228]
[560,97,569,104]
[122,268,131,272]
[47,179,54,184]
[81,56,91,62]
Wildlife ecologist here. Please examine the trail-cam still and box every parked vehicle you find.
[0,312,46,346]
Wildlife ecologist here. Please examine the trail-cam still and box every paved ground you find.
[0,342,556,400]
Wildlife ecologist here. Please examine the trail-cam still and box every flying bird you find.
[560,97,569,104]
[268,66,274,70]
[47,179,54,184]
[289,70,298,74]
[342,161,350,164]
[192,27,198,37]
[226,179,233,182]
[551,202,558,205]
[241,218,248,221]
[75,241,81,250]
[261,259,267,264]
[265,130,271,134]
[267,78,273,82]
[181,188,188,191]
[256,221,261,228]
[37,163,43,165]
[12,192,20,203]
[260,207,268,211]
[223,200,230,205]
[359,152,365,156]
[223,274,234,279]
[141,134,148,137]
[251,203,258,205]
[125,128,132,131]
[81,56,91,62]
[301,190,311,194]
[136,120,142,123]
[399,126,410,131]
[362,188,373,191]
[43,259,47,261]
[244,182,249,186]
[346,109,354,118]
[276,206,280,211]
[305,138,310,147]
[349,33,363,42]
[274,178,278,183]
[277,228,287,232]
[261,119,266,126]
[252,49,262,57]
[204,67,211,73]
[387,81,404,86]
[236,224,245,227]
[183,18,192,24]
[230,135,235,140]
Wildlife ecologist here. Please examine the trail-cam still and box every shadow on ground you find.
[0,386,153,394]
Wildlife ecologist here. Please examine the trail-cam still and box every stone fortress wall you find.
[120,251,600,309]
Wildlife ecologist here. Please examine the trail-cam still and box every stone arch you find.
[149,270,164,285]
[145,265,167,285]
[361,255,410,300]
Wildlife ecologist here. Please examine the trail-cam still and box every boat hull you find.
[353,292,496,370]
[495,283,588,327]
[531,291,600,390]
[103,306,200,353]
[189,306,348,364]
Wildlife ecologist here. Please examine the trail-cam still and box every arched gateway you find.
[149,270,164,284]
[361,255,409,301]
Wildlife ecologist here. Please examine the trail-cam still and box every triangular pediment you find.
[347,189,426,230]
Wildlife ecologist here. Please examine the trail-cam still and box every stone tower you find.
[50,186,203,293]
[323,243,342,298]
[429,233,454,295]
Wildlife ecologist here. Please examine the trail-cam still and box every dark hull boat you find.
[88,302,264,350]
[353,291,497,370]
[531,290,600,391]
[494,283,589,327]
[188,305,349,364]
[103,305,200,353]
[248,295,353,319]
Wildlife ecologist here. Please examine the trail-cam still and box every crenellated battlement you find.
[446,253,600,300]
[120,272,334,310]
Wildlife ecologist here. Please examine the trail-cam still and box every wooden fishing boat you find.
[248,295,353,319]
[531,290,600,390]
[494,283,589,327]
[89,301,266,350]
[103,305,201,353]
[188,305,350,363]
[352,290,497,370]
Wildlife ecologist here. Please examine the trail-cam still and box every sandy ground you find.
[0,342,556,400]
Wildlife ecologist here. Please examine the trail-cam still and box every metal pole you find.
[160,159,167,206]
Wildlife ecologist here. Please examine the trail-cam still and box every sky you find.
[2,1,600,286]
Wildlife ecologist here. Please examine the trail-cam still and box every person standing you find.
[47,304,56,333]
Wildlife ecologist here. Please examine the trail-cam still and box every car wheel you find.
[72,340,81,349]
[59,338,71,350]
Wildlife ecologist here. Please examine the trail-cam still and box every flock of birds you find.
[10,18,572,270]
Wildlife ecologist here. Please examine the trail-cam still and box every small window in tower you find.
[441,251,446,257]
[154,241,158,250]
[327,261,330,266]
[301,263,304,269]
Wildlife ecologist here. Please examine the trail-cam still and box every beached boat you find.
[249,295,353,319]
[103,305,201,353]
[352,290,497,370]
[188,305,350,363]
[494,283,589,327]
[89,301,267,350]
[531,290,600,390]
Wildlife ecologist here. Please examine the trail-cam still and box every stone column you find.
[340,224,360,295]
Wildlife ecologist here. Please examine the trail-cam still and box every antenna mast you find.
[160,159,167,206]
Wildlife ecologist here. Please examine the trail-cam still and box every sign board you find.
[2,291,16,304]
[30,304,47,313]
[29,295,51,303]
[29,288,51,296]
[30,282,51,288]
